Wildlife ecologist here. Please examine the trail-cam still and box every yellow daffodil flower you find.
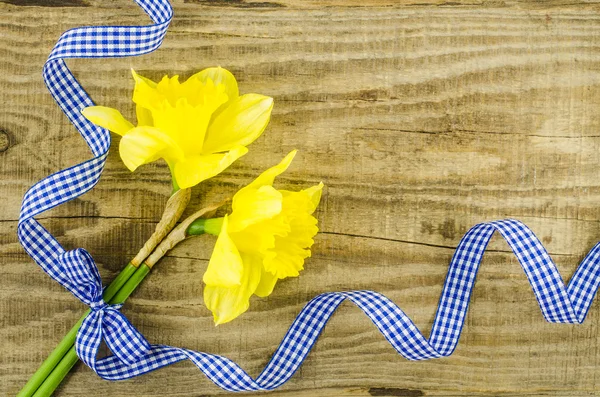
[81,67,273,189]
[202,150,323,325]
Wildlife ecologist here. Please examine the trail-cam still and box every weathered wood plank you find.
[2,1,600,395]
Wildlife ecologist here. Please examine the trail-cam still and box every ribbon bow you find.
[59,249,150,368]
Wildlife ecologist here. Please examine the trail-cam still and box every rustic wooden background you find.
[2,0,600,395]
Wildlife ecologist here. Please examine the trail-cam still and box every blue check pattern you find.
[17,0,600,392]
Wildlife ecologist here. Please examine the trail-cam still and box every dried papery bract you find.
[131,188,192,267]
[145,200,229,268]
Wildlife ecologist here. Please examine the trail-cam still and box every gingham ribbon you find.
[16,0,171,382]
[17,0,600,392]
[82,219,600,392]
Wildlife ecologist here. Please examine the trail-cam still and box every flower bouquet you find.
[19,64,323,396]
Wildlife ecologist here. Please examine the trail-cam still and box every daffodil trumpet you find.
[191,150,324,325]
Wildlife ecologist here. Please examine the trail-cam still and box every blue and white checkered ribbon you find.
[17,0,171,384]
[17,0,600,392]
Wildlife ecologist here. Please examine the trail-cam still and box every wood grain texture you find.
[2,0,600,395]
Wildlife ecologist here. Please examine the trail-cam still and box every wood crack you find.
[358,126,600,139]
[321,230,575,257]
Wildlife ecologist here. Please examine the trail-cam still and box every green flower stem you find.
[26,208,218,396]
[188,216,223,236]
[17,263,138,397]
[171,177,180,195]
[111,263,151,304]
[31,265,151,397]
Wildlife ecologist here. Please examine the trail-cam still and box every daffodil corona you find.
[200,150,323,325]
[82,67,273,189]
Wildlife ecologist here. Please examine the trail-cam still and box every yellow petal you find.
[155,74,184,107]
[236,151,297,200]
[191,67,239,105]
[304,182,324,213]
[228,215,290,255]
[81,106,134,136]
[136,105,153,126]
[254,267,278,298]
[178,75,229,110]
[203,215,243,287]
[228,185,282,233]
[204,253,262,325]
[131,69,157,89]
[131,69,163,111]
[118,126,183,171]
[132,69,230,113]
[202,94,274,154]
[173,145,248,189]
[280,182,324,215]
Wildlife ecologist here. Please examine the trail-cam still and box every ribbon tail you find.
[76,311,103,370]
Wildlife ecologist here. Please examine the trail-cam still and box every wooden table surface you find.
[2,0,600,395]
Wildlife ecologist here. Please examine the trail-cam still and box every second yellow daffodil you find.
[82,67,273,189]
[201,150,324,325]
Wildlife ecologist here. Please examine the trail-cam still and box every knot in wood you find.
[0,130,9,152]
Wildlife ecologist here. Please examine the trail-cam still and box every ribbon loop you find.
[58,248,103,306]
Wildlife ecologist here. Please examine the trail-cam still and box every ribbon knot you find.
[89,299,107,312]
